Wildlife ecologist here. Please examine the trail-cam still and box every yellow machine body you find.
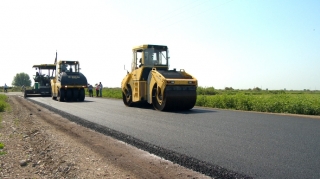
[121,44,197,111]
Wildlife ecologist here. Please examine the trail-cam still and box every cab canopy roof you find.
[133,44,168,51]
[32,64,56,70]
[56,60,79,64]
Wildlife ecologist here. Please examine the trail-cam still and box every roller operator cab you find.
[51,60,87,102]
[121,44,198,111]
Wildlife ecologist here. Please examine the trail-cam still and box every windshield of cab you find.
[60,63,79,73]
[144,48,168,67]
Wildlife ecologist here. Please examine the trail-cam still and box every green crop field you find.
[196,93,320,115]
[87,87,320,116]
[197,87,320,115]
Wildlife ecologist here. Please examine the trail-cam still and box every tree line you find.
[3,72,31,87]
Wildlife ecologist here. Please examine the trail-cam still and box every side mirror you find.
[124,65,129,74]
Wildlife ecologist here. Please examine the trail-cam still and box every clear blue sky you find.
[1,0,319,90]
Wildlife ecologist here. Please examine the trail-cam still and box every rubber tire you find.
[73,89,79,102]
[65,89,72,102]
[79,88,85,102]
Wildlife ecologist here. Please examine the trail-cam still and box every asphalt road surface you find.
[22,95,320,179]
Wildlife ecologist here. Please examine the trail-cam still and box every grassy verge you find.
[0,94,8,155]
[1,86,24,92]
[0,94,8,112]
[85,88,122,99]
[0,142,6,155]
[0,114,2,129]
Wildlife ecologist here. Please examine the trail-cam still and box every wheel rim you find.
[122,86,132,106]
[156,87,163,105]
[152,85,166,111]
[125,89,131,103]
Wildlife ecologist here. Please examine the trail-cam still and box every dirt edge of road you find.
[0,95,215,178]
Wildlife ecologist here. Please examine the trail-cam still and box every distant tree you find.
[225,87,234,90]
[253,87,261,91]
[12,72,32,87]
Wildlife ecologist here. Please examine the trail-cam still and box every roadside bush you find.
[197,87,218,95]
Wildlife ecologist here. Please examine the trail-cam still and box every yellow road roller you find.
[50,52,88,102]
[121,44,198,111]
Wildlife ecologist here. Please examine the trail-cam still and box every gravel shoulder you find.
[0,94,211,179]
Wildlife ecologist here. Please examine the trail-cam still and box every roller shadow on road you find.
[130,104,216,114]
[130,102,154,109]
[166,108,217,114]
[65,100,94,103]
[22,96,95,103]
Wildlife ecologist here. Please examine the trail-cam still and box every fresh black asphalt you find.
[25,96,320,179]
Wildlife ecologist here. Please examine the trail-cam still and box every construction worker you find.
[87,84,93,97]
[61,64,68,72]
[4,83,8,92]
[95,83,100,97]
[99,82,103,97]
[139,58,143,68]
